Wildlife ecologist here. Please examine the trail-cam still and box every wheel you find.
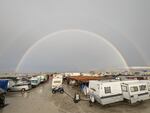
[128,100,132,104]
[90,95,95,103]
[7,89,10,92]
[73,98,78,103]
[60,89,64,94]
[21,88,26,93]
[0,95,5,107]
[52,89,56,94]
[0,103,5,107]
[89,100,93,106]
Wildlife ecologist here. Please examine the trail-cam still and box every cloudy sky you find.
[0,0,150,72]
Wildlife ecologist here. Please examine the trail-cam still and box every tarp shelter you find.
[0,79,8,91]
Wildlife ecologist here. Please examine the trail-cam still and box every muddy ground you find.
[0,80,150,113]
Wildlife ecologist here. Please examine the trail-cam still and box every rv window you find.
[148,85,150,91]
[32,80,38,83]
[104,87,111,94]
[54,81,61,83]
[15,84,26,87]
[139,85,146,91]
[130,86,138,92]
[122,86,127,92]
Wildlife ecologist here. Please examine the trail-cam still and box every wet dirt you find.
[0,81,150,113]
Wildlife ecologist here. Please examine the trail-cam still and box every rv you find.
[89,80,123,105]
[51,75,64,94]
[121,81,150,104]
[30,77,40,87]
[141,80,150,95]
[38,74,49,83]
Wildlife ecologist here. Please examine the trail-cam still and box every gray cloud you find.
[0,0,150,72]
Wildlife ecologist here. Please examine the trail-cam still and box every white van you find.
[30,77,40,87]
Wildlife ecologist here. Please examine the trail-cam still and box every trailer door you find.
[95,84,100,95]
[130,86,139,103]
[121,84,130,99]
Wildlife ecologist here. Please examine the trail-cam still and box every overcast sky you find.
[0,0,150,72]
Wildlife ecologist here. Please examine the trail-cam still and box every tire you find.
[60,89,64,94]
[128,100,131,104]
[90,95,95,103]
[21,88,26,93]
[89,100,93,107]
[52,90,56,94]
[73,98,78,103]
[0,95,5,107]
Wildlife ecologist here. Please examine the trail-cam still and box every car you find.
[0,88,5,107]
[9,83,32,92]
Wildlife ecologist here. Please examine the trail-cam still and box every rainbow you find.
[16,29,129,72]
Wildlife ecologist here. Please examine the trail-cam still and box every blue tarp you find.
[0,80,8,91]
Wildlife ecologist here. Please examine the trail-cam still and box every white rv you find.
[121,81,150,104]
[37,74,48,83]
[30,77,40,87]
[52,75,63,89]
[141,80,150,95]
[89,80,123,105]
[146,81,150,95]
[51,75,64,93]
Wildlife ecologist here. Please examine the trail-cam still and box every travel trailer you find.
[51,74,64,94]
[121,81,150,104]
[89,80,123,105]
[88,80,142,105]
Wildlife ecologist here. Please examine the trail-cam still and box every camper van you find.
[121,81,150,104]
[30,77,40,87]
[51,75,64,94]
[89,80,123,105]
[38,74,48,83]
